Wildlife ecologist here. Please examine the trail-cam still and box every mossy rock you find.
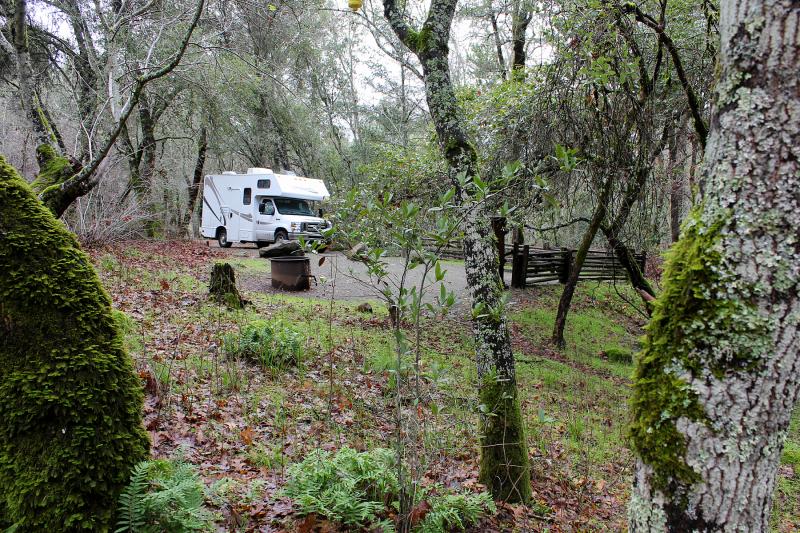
[602,347,634,364]
[0,156,149,531]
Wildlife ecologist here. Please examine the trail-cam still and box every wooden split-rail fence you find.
[508,244,646,288]
[422,237,646,289]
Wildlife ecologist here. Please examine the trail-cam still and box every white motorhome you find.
[200,168,330,248]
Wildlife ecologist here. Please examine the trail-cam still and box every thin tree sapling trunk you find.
[553,175,613,347]
[383,0,531,504]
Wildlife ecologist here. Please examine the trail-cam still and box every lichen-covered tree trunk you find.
[0,156,149,531]
[553,175,613,348]
[629,1,800,530]
[383,0,531,503]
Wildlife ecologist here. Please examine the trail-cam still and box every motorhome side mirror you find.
[318,208,324,217]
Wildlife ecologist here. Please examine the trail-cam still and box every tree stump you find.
[209,262,243,308]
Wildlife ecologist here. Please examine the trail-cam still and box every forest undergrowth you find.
[88,240,799,532]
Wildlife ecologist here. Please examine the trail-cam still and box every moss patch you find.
[30,144,73,194]
[630,204,771,494]
[478,373,532,504]
[0,156,149,531]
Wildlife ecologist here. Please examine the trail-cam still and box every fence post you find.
[559,248,572,284]
[521,245,530,288]
[511,242,520,288]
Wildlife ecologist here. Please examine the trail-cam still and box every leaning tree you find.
[382,0,532,510]
[629,0,800,529]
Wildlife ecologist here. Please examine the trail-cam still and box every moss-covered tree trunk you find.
[383,0,531,504]
[629,1,800,529]
[0,156,149,531]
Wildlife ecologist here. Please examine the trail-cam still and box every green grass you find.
[92,244,799,530]
[773,410,800,531]
[226,257,272,273]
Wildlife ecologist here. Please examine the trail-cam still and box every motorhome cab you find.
[201,168,331,248]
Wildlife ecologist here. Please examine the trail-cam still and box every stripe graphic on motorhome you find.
[206,176,223,205]
[203,197,222,224]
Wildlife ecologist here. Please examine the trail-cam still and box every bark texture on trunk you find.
[629,1,800,530]
[383,0,530,504]
[185,126,208,236]
[510,2,531,77]
[13,0,56,150]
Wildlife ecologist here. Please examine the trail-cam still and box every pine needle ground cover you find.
[89,240,799,532]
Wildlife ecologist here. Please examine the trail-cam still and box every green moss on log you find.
[0,156,149,531]
[630,204,771,494]
[478,373,532,504]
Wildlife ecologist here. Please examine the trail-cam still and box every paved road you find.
[218,244,484,308]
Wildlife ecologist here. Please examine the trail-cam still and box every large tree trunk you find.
[629,1,800,530]
[383,0,531,505]
[13,0,56,150]
[0,156,149,531]
[510,1,531,76]
[553,175,613,347]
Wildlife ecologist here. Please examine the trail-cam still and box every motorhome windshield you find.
[274,198,313,216]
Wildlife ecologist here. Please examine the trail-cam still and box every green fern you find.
[283,448,398,527]
[283,448,496,532]
[115,459,213,533]
[417,491,496,533]
[223,320,304,369]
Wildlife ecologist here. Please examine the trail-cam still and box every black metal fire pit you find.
[270,256,311,291]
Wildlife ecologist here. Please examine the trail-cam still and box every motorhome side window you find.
[257,179,270,189]
[259,199,274,215]
[243,188,252,205]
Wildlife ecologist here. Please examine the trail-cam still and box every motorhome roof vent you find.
[283,170,297,176]
[247,167,273,174]
[221,171,237,175]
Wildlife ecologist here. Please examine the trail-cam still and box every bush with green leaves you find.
[116,459,213,532]
[602,347,634,364]
[283,447,495,532]
[222,320,304,369]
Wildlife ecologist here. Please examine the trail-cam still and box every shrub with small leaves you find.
[602,347,633,364]
[116,459,213,533]
[223,320,304,369]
